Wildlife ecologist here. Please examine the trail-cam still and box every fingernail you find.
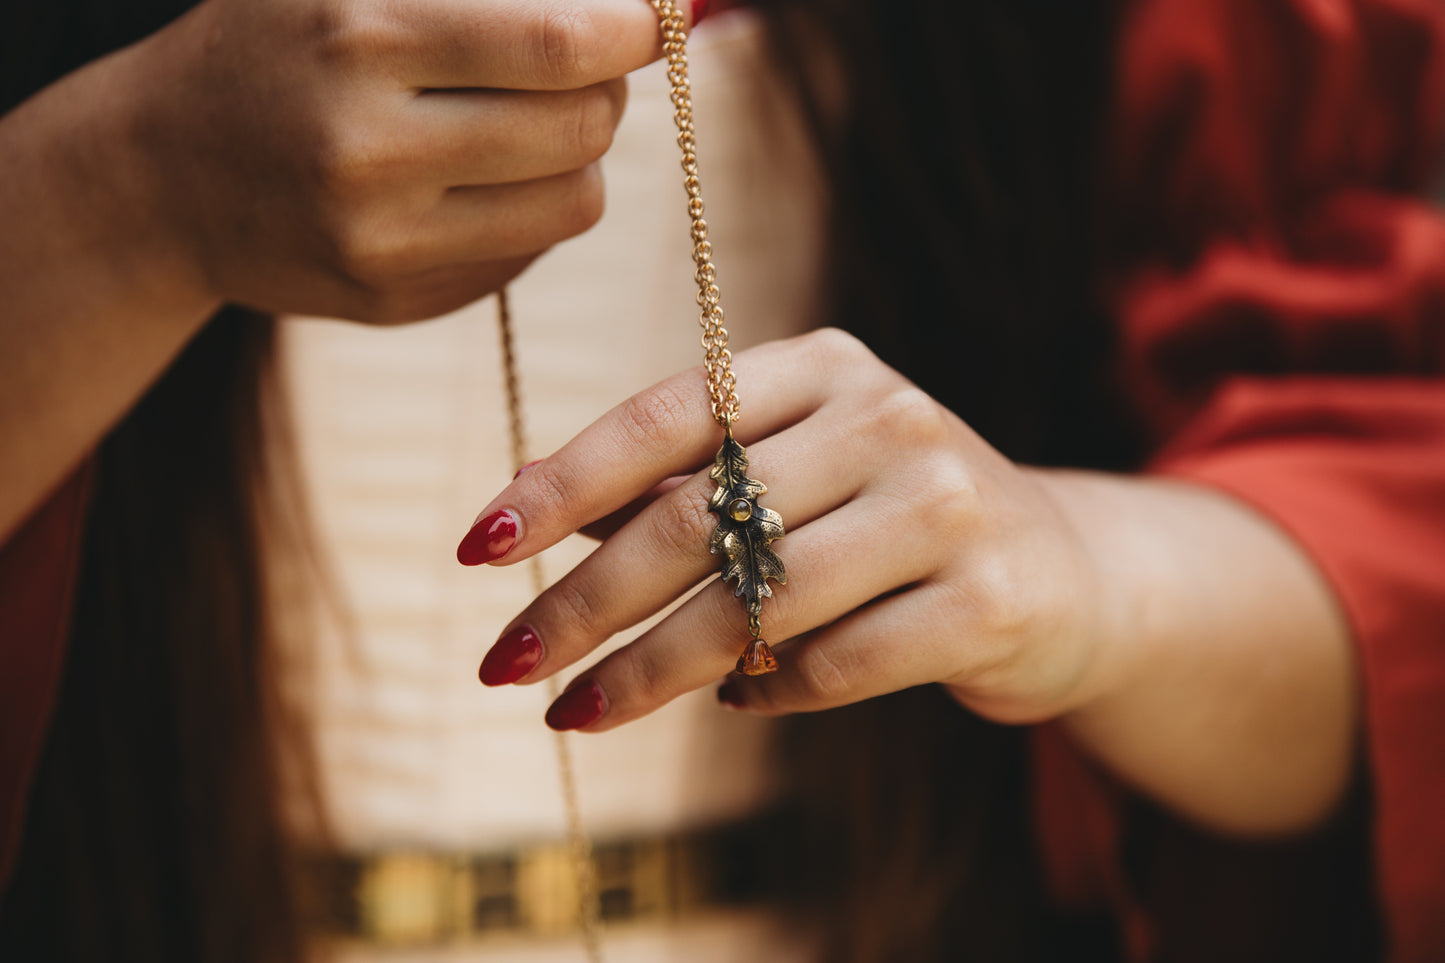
[690,0,711,26]
[545,681,607,731]
[479,625,543,686]
[457,509,518,565]
[716,679,747,709]
[513,459,541,480]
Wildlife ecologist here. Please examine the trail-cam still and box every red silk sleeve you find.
[1037,1,1445,960]
[1153,381,1445,959]
[0,467,91,894]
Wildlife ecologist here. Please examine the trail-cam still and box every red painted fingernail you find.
[690,0,711,26]
[479,625,543,686]
[716,679,747,709]
[513,459,541,480]
[457,510,518,565]
[545,681,607,731]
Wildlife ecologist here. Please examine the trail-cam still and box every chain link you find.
[652,0,740,428]
[486,9,731,956]
[496,290,604,962]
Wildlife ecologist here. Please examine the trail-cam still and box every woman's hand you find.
[127,0,668,322]
[463,328,1115,726]
[0,0,674,540]
[462,328,1358,838]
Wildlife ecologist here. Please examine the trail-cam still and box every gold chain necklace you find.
[654,0,789,676]
[492,3,788,957]
[495,289,603,960]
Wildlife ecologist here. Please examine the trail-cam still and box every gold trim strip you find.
[301,817,785,948]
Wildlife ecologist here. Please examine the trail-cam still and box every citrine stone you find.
[727,497,753,522]
[736,638,779,676]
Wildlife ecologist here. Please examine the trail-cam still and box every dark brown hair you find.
[759,1,1132,959]
[759,0,1136,469]
[1,3,319,957]
[0,310,314,962]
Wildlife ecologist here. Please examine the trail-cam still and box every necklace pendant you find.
[736,638,779,676]
[707,429,787,675]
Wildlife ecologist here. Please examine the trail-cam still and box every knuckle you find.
[806,326,873,366]
[330,220,407,286]
[872,386,949,444]
[561,165,606,236]
[796,645,855,705]
[702,584,751,652]
[568,87,618,164]
[305,104,410,196]
[523,458,578,516]
[624,647,676,705]
[966,557,1034,644]
[550,576,608,640]
[312,130,383,196]
[309,2,407,74]
[917,458,979,536]
[745,678,784,714]
[606,76,630,127]
[535,5,597,87]
[619,379,692,444]
[650,489,716,560]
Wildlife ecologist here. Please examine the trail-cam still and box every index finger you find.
[399,0,690,91]
[455,330,862,568]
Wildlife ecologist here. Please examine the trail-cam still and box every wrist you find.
[1026,468,1357,835]
[1022,468,1157,716]
[53,31,221,320]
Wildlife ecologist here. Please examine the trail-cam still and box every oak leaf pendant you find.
[708,432,786,675]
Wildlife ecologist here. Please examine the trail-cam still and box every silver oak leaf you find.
[707,434,787,617]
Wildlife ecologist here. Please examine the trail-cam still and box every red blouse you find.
[1036,0,1445,960]
[3,0,1444,958]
